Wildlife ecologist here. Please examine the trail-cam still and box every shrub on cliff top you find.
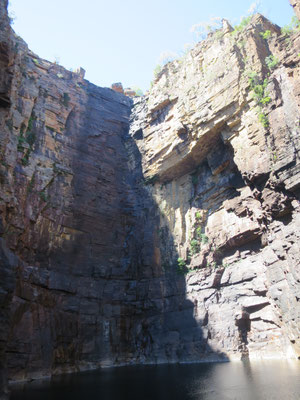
[153,65,162,79]
[232,16,251,36]
[190,16,222,41]
[158,51,178,66]
[131,86,144,96]
[281,15,300,36]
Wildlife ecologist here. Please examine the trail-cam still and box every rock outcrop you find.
[111,82,124,95]
[129,13,300,361]
[111,83,138,98]
[290,0,300,20]
[0,0,299,396]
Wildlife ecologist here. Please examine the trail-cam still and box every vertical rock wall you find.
[0,1,209,383]
[0,1,18,397]
[0,12,142,381]
[130,14,300,360]
[0,0,299,393]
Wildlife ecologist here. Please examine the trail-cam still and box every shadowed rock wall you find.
[0,1,223,387]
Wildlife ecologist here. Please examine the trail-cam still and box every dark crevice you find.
[133,128,143,140]
[243,302,269,314]
[0,95,10,108]
[221,276,256,288]
[235,311,251,359]
[220,237,263,259]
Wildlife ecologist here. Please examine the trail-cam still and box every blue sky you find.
[9,0,295,92]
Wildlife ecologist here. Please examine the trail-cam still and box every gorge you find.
[0,0,300,398]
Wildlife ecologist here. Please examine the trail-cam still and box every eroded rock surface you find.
[130,12,300,360]
[0,0,299,394]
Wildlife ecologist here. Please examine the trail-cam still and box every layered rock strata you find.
[130,14,300,360]
[0,0,299,395]
[130,14,300,359]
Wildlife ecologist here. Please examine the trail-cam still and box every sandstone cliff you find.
[0,0,300,396]
[130,12,300,360]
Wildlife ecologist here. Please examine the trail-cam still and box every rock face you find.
[290,0,300,19]
[129,13,300,362]
[111,83,137,98]
[0,0,300,394]
[111,82,124,94]
[0,2,18,397]
[0,0,12,109]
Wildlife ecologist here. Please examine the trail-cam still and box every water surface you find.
[11,360,300,400]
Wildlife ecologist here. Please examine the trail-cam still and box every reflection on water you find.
[11,360,300,400]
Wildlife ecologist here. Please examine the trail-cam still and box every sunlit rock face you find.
[130,13,300,361]
[0,0,300,392]
[290,0,300,19]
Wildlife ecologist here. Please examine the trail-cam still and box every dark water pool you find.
[10,360,300,400]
